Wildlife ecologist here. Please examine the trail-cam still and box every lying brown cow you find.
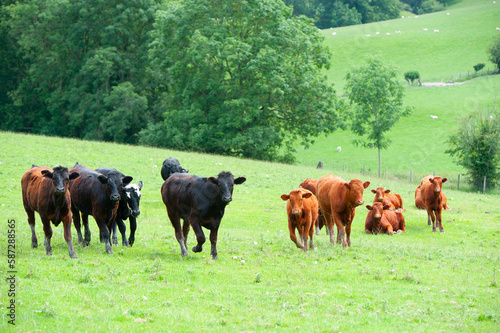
[299,178,327,234]
[415,185,450,210]
[365,202,405,235]
[317,174,370,247]
[420,176,448,233]
[281,187,319,251]
[371,187,403,210]
[21,165,80,258]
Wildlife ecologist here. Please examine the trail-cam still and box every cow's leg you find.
[72,207,83,245]
[116,219,129,247]
[315,217,321,235]
[190,219,206,254]
[182,219,190,248]
[167,210,188,257]
[426,208,436,232]
[288,220,302,249]
[111,220,118,245]
[82,214,91,246]
[436,208,444,233]
[323,212,335,245]
[26,209,38,248]
[308,222,315,250]
[95,217,112,254]
[345,222,352,247]
[332,213,347,247]
[62,215,77,259]
[128,216,137,247]
[209,226,219,260]
[41,217,53,256]
[300,225,309,252]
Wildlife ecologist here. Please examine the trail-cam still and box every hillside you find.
[295,0,500,178]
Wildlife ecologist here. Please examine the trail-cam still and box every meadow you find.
[0,132,499,332]
[295,0,500,178]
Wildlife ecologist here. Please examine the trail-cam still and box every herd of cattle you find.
[21,158,449,259]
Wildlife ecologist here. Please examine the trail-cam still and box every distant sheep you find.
[386,33,391,36]
[332,32,337,36]
[423,28,428,31]
[337,147,341,153]
[430,115,438,119]
[434,29,440,33]
[496,27,500,31]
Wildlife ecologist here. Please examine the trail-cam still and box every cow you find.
[299,178,327,234]
[96,167,143,247]
[371,187,403,210]
[280,187,319,251]
[161,157,189,181]
[419,175,448,233]
[317,174,370,247]
[21,165,80,258]
[69,163,133,254]
[365,202,405,235]
[161,171,246,259]
[415,185,450,210]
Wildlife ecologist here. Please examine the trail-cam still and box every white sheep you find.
[434,29,440,33]
[337,147,341,153]
[430,115,438,119]
[423,28,428,31]
[386,33,391,36]
[496,27,500,31]
[332,32,337,36]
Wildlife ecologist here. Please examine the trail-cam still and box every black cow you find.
[21,165,80,258]
[96,167,143,247]
[69,163,132,254]
[161,157,188,181]
[161,171,246,259]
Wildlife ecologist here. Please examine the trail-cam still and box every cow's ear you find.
[428,178,434,183]
[371,189,376,193]
[363,181,370,189]
[69,172,80,180]
[344,183,350,190]
[41,170,53,178]
[97,175,108,184]
[122,176,133,185]
[208,177,218,185]
[383,205,391,210]
[385,189,391,193]
[302,192,313,199]
[234,177,246,185]
[138,181,143,190]
[281,194,289,201]
[366,205,373,210]
[442,178,447,183]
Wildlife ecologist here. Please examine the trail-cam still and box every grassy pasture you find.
[295,0,500,177]
[0,132,499,332]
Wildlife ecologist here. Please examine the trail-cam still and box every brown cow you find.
[21,165,80,258]
[299,178,327,234]
[365,202,405,235]
[281,187,319,251]
[317,174,370,247]
[419,176,448,233]
[371,187,403,210]
[415,185,450,210]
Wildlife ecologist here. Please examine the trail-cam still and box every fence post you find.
[343,163,345,172]
[457,174,460,191]
[483,176,487,194]
[363,165,365,176]
[317,161,323,169]
[385,167,387,179]
[410,169,413,183]
[433,171,436,176]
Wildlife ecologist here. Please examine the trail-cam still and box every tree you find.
[143,0,342,162]
[345,55,412,177]
[447,111,500,191]
[404,71,420,86]
[488,36,500,73]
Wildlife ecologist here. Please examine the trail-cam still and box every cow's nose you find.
[378,197,384,201]
[55,187,65,194]
[132,210,140,217]
[435,188,441,193]
[374,214,381,219]
[357,200,364,205]
[223,196,232,203]
[292,209,300,215]
[111,194,120,202]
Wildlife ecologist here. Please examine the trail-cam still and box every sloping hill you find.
[295,1,500,179]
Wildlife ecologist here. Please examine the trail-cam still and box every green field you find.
[0,132,499,332]
[295,0,500,178]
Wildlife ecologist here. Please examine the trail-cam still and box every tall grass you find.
[0,132,498,332]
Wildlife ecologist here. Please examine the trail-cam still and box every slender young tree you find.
[345,55,412,177]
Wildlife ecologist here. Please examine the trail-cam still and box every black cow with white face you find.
[69,163,132,254]
[161,157,188,181]
[96,167,143,247]
[161,171,246,259]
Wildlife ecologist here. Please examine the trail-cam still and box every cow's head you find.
[345,179,370,206]
[42,166,79,197]
[208,171,246,204]
[371,187,390,202]
[428,177,447,193]
[123,181,143,217]
[281,189,313,216]
[366,202,390,232]
[97,171,133,202]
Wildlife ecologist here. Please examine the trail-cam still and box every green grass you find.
[296,0,500,176]
[0,132,499,332]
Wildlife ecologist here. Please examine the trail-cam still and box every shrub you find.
[404,71,420,86]
[488,36,500,72]
[447,111,500,191]
[473,63,485,73]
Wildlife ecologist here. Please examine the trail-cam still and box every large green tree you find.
[143,0,342,162]
[345,55,412,177]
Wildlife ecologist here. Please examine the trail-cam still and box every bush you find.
[404,71,420,86]
[447,111,500,191]
[488,36,500,72]
[473,63,485,73]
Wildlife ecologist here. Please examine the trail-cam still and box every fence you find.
[316,162,495,194]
